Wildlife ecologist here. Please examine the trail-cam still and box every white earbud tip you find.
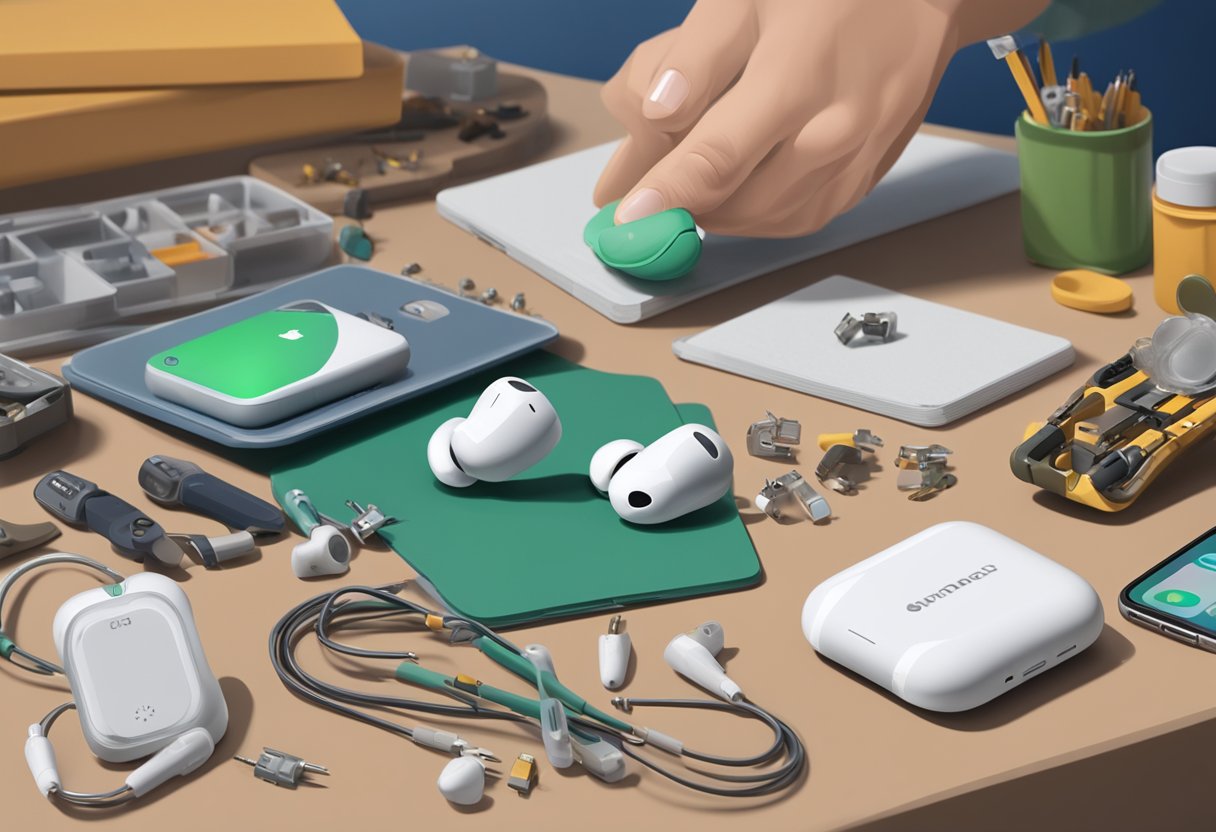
[291,526,352,578]
[589,439,645,494]
[437,756,485,805]
[428,417,478,487]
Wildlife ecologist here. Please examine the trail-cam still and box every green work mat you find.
[269,352,762,626]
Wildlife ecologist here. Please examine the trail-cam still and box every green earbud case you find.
[583,200,701,281]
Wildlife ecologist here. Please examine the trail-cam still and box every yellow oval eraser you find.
[816,432,854,451]
[1051,269,1134,314]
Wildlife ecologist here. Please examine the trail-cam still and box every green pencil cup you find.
[1015,111,1153,275]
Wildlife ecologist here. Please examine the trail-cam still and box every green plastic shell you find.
[584,200,701,281]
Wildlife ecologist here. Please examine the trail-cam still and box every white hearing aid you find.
[283,489,352,578]
[663,620,743,702]
[437,755,486,805]
[598,615,632,691]
[589,424,733,524]
[428,377,562,487]
[291,526,351,578]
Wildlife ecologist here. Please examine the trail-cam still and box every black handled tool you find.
[138,455,285,535]
[34,470,181,566]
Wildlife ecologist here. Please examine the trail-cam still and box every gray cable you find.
[0,553,124,676]
[38,702,136,808]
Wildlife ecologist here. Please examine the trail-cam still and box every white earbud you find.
[290,525,351,578]
[590,424,733,524]
[437,755,486,805]
[663,620,743,702]
[427,377,562,488]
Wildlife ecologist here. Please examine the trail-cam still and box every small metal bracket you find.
[746,411,802,459]
[815,444,865,493]
[895,445,956,500]
[346,499,400,543]
[756,470,831,523]
[835,311,898,345]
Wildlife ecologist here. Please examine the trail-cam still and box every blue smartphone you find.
[1120,525,1216,651]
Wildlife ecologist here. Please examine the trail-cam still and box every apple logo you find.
[278,329,304,341]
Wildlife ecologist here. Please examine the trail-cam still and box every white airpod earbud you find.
[437,755,486,805]
[589,424,733,524]
[290,525,351,578]
[428,377,562,488]
[663,620,743,702]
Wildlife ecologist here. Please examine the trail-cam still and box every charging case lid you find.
[802,521,1103,712]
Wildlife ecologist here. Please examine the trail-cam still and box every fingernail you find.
[616,189,664,224]
[645,69,689,118]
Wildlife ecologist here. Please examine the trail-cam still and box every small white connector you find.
[598,615,632,691]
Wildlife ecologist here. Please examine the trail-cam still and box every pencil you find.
[987,35,1050,124]
[1039,40,1058,87]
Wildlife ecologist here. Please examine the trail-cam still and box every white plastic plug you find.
[24,724,60,798]
[663,620,743,702]
[124,728,215,797]
[437,755,485,805]
[571,734,626,783]
[523,644,574,769]
[598,615,632,690]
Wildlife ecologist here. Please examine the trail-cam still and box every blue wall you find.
[338,0,1213,156]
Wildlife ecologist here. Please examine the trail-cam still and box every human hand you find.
[595,0,1049,237]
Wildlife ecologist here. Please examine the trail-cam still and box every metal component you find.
[851,429,884,450]
[402,262,422,276]
[235,747,329,789]
[480,287,499,304]
[836,312,898,345]
[895,444,952,467]
[452,738,501,763]
[608,614,623,635]
[746,411,802,459]
[756,470,830,523]
[510,292,526,312]
[507,753,539,796]
[458,277,475,297]
[815,444,864,493]
[169,531,257,569]
[895,444,955,500]
[345,499,399,543]
[355,311,395,330]
[611,696,633,713]
[834,314,863,345]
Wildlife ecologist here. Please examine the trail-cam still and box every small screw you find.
[510,292,526,312]
[458,277,475,296]
[480,287,498,304]
[402,262,422,276]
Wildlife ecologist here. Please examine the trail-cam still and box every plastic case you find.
[0,177,332,355]
[0,354,72,458]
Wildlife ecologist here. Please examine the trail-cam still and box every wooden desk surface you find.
[3,61,1216,831]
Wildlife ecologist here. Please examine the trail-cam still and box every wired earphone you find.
[270,583,807,798]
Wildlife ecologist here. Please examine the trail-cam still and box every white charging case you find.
[52,573,228,762]
[801,521,1104,712]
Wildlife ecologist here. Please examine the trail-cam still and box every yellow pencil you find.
[987,35,1050,124]
[1038,40,1058,87]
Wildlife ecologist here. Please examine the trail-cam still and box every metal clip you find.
[895,445,956,500]
[746,411,802,459]
[815,444,865,493]
[835,312,898,345]
[345,499,400,543]
[756,470,830,523]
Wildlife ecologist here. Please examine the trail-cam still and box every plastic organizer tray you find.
[0,176,332,356]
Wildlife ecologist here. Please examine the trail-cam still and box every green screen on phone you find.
[1126,529,1216,634]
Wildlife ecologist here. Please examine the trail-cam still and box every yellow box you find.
[0,43,404,190]
[0,0,363,90]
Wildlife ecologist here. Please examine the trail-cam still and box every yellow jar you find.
[1153,146,1216,313]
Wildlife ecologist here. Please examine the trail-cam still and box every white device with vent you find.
[801,522,1104,712]
[16,565,228,807]
[52,572,227,761]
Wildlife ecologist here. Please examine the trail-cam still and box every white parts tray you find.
[0,176,332,356]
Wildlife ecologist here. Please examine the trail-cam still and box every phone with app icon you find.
[1120,525,1216,651]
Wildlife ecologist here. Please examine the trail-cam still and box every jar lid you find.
[1157,146,1216,207]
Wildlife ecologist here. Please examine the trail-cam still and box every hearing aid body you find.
[428,377,562,487]
[664,620,743,702]
[282,489,352,578]
[590,424,733,524]
[437,755,486,805]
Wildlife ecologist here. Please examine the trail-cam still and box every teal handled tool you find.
[583,199,701,280]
